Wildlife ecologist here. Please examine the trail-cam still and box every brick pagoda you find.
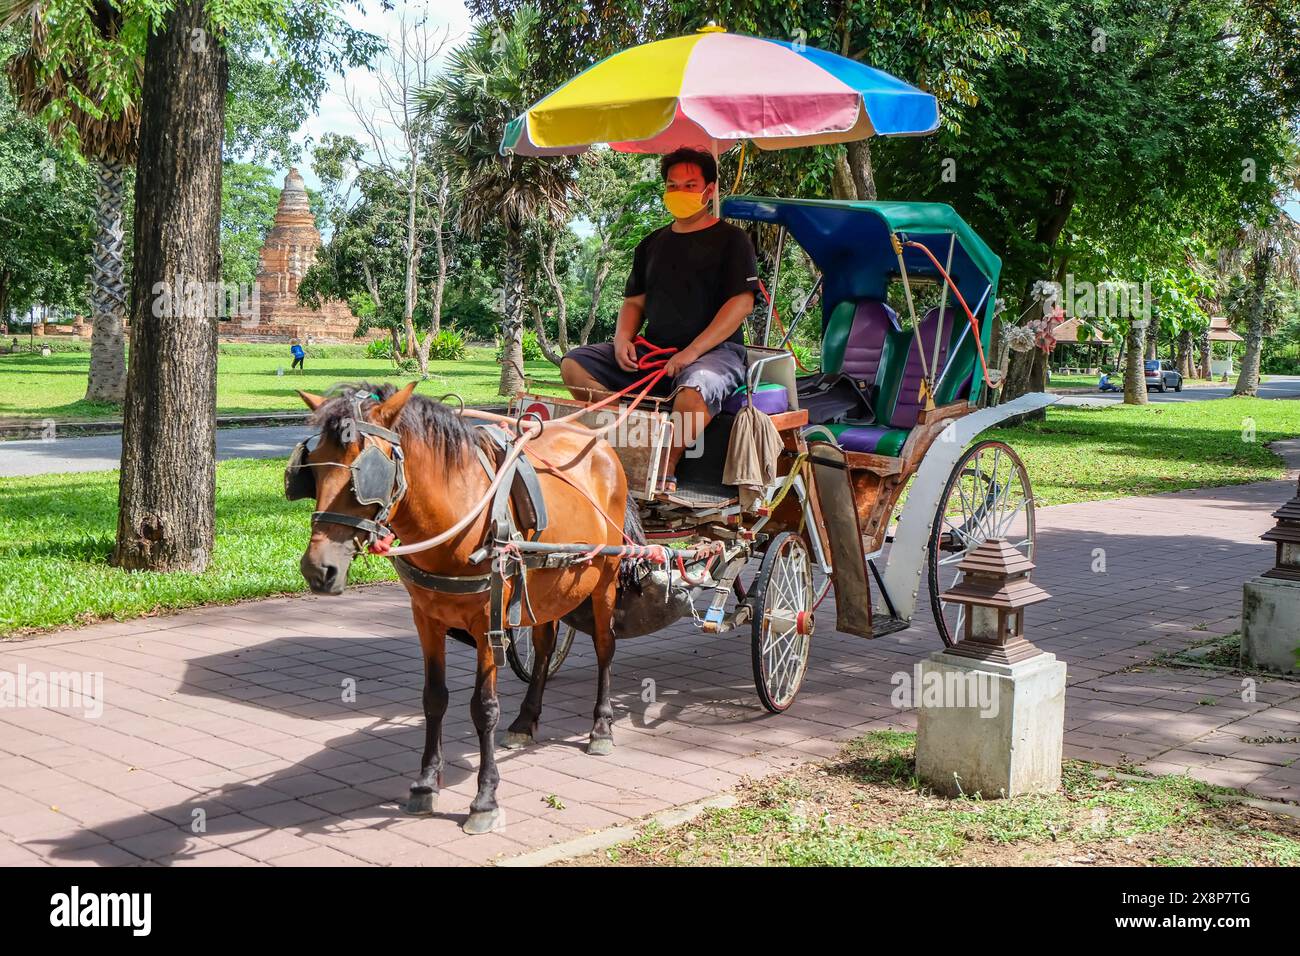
[220,168,368,343]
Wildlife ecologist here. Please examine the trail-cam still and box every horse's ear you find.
[297,390,327,411]
[375,381,418,428]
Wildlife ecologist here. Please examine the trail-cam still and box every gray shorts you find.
[563,341,747,416]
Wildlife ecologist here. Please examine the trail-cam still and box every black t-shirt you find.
[623,221,759,351]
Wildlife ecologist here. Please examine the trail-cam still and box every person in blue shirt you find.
[1098,370,1119,392]
[290,338,305,371]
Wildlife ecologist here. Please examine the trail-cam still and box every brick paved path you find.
[2,478,1298,866]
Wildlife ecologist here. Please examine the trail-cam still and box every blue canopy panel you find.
[723,195,1001,404]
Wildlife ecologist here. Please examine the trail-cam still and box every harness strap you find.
[390,554,492,593]
[312,511,393,543]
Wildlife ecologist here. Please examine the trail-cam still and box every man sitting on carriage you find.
[560,147,760,491]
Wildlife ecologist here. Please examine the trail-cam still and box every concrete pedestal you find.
[1241,576,1300,675]
[915,649,1067,799]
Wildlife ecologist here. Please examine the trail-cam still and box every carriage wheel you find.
[505,623,577,683]
[928,440,1036,647]
[750,532,814,713]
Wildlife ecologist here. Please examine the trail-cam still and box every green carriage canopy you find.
[721,195,1002,333]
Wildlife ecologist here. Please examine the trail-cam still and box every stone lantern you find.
[1261,478,1300,583]
[942,539,1051,665]
[1242,477,1300,674]
[915,537,1065,798]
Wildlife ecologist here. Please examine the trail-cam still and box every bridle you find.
[284,391,407,552]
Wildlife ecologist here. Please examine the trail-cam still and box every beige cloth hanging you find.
[723,404,782,512]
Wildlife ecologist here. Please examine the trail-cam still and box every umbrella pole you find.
[891,233,933,406]
[763,227,786,347]
[932,235,956,382]
[711,139,720,217]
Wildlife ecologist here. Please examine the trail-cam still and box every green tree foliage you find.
[219,160,278,287]
[0,78,92,324]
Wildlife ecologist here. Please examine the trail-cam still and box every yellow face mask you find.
[663,188,710,219]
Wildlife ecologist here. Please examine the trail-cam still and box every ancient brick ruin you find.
[219,168,368,343]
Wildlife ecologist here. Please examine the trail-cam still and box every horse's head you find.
[290,383,417,595]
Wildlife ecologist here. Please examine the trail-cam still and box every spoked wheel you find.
[750,532,814,713]
[928,440,1036,647]
[505,623,577,683]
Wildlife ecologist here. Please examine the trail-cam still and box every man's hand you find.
[614,336,640,372]
[662,348,699,379]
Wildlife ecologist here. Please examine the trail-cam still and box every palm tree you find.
[3,1,139,403]
[1232,149,1300,397]
[417,4,571,396]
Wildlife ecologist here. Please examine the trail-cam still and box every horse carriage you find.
[506,195,1055,712]
[288,27,1056,833]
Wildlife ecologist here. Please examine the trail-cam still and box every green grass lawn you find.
[580,731,1300,866]
[0,395,1295,636]
[0,343,566,421]
[984,396,1296,506]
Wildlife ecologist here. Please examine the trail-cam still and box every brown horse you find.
[294,382,635,834]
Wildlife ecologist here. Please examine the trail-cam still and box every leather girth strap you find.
[387,423,557,666]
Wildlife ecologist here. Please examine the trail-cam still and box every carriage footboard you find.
[807,441,873,638]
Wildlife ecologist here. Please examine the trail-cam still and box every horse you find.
[292,382,638,834]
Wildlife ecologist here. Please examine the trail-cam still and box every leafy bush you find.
[365,338,395,360]
[789,342,818,372]
[427,327,467,361]
[1261,356,1300,375]
[495,330,545,363]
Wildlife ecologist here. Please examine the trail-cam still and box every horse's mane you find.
[310,382,486,465]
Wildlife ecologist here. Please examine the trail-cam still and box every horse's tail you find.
[619,495,647,589]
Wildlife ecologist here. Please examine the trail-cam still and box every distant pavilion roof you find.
[1052,317,1116,344]
[1208,316,1244,343]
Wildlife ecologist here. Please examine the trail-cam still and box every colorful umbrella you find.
[501,26,939,157]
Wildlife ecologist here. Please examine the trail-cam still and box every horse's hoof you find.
[501,731,534,750]
[405,789,436,815]
[463,808,502,835]
[586,737,614,757]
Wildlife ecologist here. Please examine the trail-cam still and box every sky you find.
[291,0,473,195]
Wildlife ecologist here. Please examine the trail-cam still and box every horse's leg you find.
[587,566,619,756]
[405,615,448,815]
[503,620,556,749]
[464,631,503,834]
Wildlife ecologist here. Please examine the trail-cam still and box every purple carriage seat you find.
[721,382,789,415]
[808,307,966,458]
[826,300,899,382]
[889,306,954,430]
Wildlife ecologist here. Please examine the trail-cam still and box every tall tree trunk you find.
[1175,328,1194,378]
[428,170,449,336]
[1234,248,1272,396]
[831,151,856,200]
[1198,325,1212,379]
[113,0,227,572]
[1123,321,1150,405]
[530,302,563,365]
[537,234,568,361]
[579,238,613,345]
[497,230,527,396]
[402,162,420,365]
[85,157,129,403]
[845,139,877,201]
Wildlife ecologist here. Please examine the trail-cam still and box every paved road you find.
[1056,374,1300,407]
[0,424,314,477]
